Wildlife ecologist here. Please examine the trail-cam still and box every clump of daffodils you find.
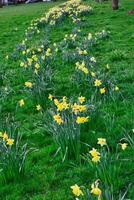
[83,138,108,164]
[19,46,54,105]
[76,61,89,75]
[70,180,102,200]
[44,95,93,161]
[24,0,92,39]
[51,95,89,125]
[0,131,14,146]
[89,148,101,163]
[0,129,33,182]
[95,30,110,39]
[40,0,92,26]
[68,30,119,99]
[74,60,120,98]
[83,137,130,196]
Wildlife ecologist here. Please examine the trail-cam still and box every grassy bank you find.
[0,1,134,199]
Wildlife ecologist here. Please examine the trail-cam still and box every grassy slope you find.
[0,1,134,200]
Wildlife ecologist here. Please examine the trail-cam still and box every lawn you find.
[0,1,134,200]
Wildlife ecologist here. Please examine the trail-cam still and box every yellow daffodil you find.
[88,33,92,40]
[55,48,58,52]
[2,132,8,141]
[115,86,119,91]
[62,102,69,110]
[54,99,59,106]
[83,50,87,55]
[91,181,102,200]
[56,100,69,111]
[20,62,25,67]
[78,96,85,104]
[32,55,38,61]
[5,55,9,59]
[25,82,33,88]
[79,50,87,55]
[92,155,100,163]
[37,48,42,52]
[35,63,40,69]
[76,61,89,74]
[57,103,64,111]
[36,104,41,111]
[24,64,28,68]
[78,105,87,112]
[89,148,100,157]
[48,94,53,101]
[82,67,89,74]
[72,103,79,115]
[97,138,107,147]
[6,138,14,146]
[19,99,25,107]
[94,79,102,87]
[91,71,96,77]
[120,143,128,150]
[22,51,26,55]
[100,88,106,94]
[53,114,63,125]
[27,58,33,66]
[71,184,83,197]
[26,49,30,53]
[76,62,80,68]
[62,96,67,102]
[90,57,96,63]
[46,48,52,57]
[76,116,89,124]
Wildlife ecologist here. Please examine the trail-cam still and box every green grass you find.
[0,1,134,199]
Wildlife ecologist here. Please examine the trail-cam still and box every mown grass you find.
[0,0,134,199]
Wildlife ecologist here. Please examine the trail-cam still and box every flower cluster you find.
[74,60,119,97]
[0,125,33,182]
[55,28,119,99]
[70,135,129,199]
[19,45,54,105]
[40,0,92,26]
[43,95,93,161]
[50,95,89,125]
[71,180,102,200]
[0,131,14,146]
[89,148,101,163]
[23,0,92,40]
[95,30,110,39]
[76,61,89,74]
